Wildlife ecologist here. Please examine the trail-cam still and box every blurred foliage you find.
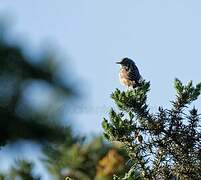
[0,23,128,180]
[0,137,128,180]
[0,159,45,180]
[0,24,75,147]
[7,160,40,180]
[43,137,128,180]
[96,148,124,179]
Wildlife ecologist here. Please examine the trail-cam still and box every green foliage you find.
[103,79,201,179]
[9,160,40,180]
[0,174,5,180]
[111,80,150,115]
[174,78,201,109]
[42,137,127,180]
[0,160,40,180]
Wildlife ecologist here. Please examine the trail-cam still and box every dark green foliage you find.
[111,80,150,116]
[0,160,40,180]
[0,174,5,180]
[103,79,201,179]
[8,160,40,180]
[174,78,201,110]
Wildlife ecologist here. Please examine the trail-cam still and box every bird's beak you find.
[116,61,121,64]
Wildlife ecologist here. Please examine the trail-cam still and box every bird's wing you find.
[128,64,141,82]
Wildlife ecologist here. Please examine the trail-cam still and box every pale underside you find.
[119,68,136,87]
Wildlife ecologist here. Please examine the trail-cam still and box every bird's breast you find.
[119,68,135,87]
[119,68,128,79]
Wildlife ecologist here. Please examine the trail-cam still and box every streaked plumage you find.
[116,57,141,88]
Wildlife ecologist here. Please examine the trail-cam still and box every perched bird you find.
[116,57,141,88]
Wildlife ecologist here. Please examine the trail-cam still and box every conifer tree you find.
[102,79,201,179]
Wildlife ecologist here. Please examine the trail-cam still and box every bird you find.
[116,57,141,89]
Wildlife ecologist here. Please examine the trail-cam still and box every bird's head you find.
[116,57,135,67]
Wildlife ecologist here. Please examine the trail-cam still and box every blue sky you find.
[0,0,201,135]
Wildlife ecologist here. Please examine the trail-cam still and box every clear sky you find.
[0,0,201,135]
[1,1,201,179]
